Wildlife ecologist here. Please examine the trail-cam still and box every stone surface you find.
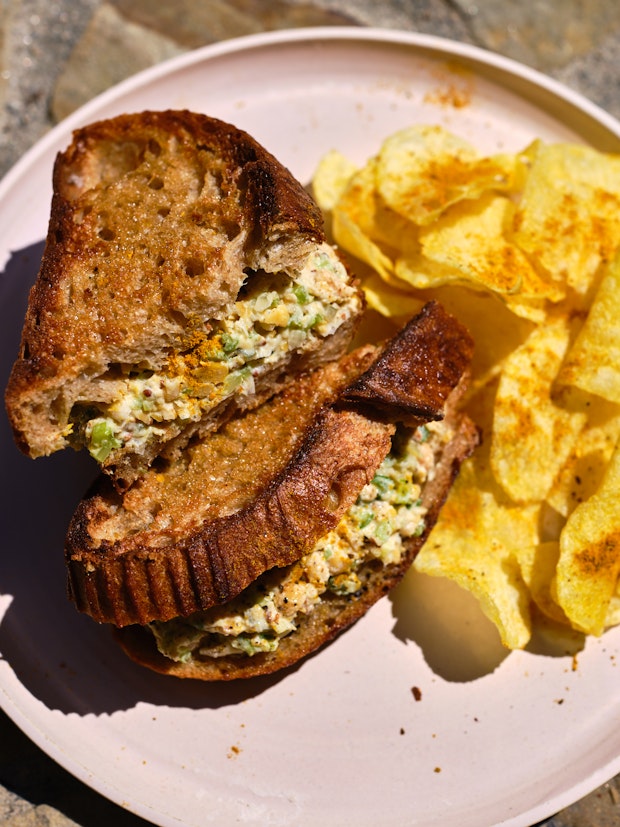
[0,3,6,135]
[50,0,358,122]
[109,0,358,48]
[1,781,81,826]
[2,0,620,178]
[0,0,99,178]
[290,0,475,39]
[452,0,620,72]
[544,777,620,826]
[555,27,620,120]
[450,0,620,121]
[51,3,183,122]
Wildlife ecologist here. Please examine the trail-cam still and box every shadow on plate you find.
[0,434,291,715]
[390,564,585,683]
[389,567,510,682]
[0,242,291,716]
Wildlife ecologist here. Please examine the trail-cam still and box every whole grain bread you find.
[115,397,478,680]
[5,110,363,486]
[66,344,394,627]
[66,303,477,641]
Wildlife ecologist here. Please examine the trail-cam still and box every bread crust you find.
[67,303,478,674]
[114,391,479,680]
[5,110,362,481]
[343,300,474,421]
[66,345,394,626]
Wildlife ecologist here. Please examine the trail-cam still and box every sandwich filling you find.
[67,243,360,462]
[149,418,453,662]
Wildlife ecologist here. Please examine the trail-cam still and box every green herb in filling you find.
[149,420,451,663]
[88,420,121,461]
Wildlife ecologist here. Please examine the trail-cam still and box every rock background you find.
[2,0,620,180]
[1,1,620,825]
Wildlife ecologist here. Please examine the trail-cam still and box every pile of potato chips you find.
[312,125,620,649]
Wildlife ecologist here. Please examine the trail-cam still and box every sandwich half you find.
[5,110,363,487]
[66,302,479,679]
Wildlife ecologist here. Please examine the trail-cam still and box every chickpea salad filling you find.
[149,418,453,662]
[67,244,360,462]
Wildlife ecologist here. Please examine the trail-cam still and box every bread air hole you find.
[114,475,130,492]
[73,204,93,225]
[98,226,116,241]
[184,258,205,277]
[222,218,241,241]
[324,482,342,513]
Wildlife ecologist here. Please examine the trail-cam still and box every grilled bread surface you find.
[115,397,478,680]
[5,110,363,486]
[67,302,478,678]
[66,344,394,626]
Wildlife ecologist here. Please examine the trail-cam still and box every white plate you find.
[2,27,620,827]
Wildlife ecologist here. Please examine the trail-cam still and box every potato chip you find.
[501,295,549,325]
[517,540,568,624]
[355,267,424,319]
[605,579,620,628]
[311,125,620,649]
[311,149,358,212]
[603,570,620,629]
[546,395,620,519]
[554,440,620,636]
[335,160,387,240]
[512,140,620,297]
[557,251,620,403]
[604,594,620,628]
[334,159,418,254]
[396,194,563,308]
[394,252,462,292]
[329,160,421,286]
[490,318,586,503]
[331,208,395,283]
[376,124,524,226]
[414,457,537,649]
[418,285,536,391]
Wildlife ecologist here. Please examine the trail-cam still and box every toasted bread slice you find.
[66,343,393,626]
[5,110,363,487]
[66,303,477,665]
[115,396,478,680]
